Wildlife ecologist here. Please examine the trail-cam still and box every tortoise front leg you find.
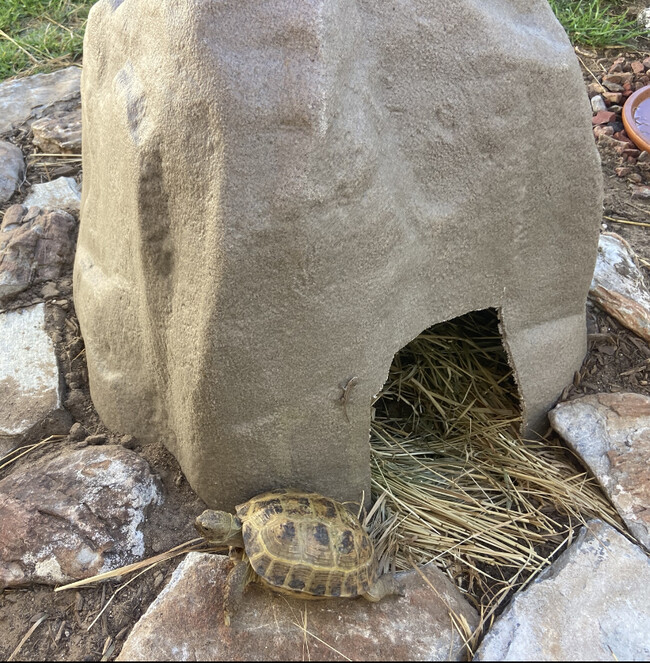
[223,558,253,626]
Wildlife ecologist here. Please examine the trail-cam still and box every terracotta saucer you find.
[622,84,650,153]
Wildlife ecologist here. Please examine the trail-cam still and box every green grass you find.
[549,0,649,47]
[0,0,94,81]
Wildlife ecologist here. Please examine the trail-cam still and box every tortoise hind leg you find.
[362,574,404,602]
[224,558,254,626]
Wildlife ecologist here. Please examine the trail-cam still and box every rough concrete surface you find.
[117,552,477,661]
[74,0,602,510]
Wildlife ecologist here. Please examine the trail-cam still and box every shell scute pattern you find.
[236,490,377,598]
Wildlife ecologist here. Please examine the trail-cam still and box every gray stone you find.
[590,232,650,342]
[474,520,650,661]
[0,205,77,300]
[23,176,80,212]
[602,79,624,93]
[638,8,650,30]
[590,94,607,113]
[632,185,650,200]
[31,107,82,154]
[549,392,650,549]
[0,445,162,589]
[0,141,25,203]
[75,0,602,511]
[0,304,64,456]
[39,281,59,299]
[0,67,81,135]
[117,552,478,661]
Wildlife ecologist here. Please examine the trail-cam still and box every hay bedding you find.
[366,309,621,622]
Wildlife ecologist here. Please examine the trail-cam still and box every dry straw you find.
[366,310,621,629]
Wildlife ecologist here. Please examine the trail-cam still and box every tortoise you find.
[195,489,402,625]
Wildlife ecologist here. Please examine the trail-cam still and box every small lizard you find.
[338,376,358,423]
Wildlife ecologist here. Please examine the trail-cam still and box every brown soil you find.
[2,45,650,661]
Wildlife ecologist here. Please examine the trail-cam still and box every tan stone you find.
[31,106,82,154]
[589,232,650,342]
[117,552,478,661]
[74,0,602,510]
[0,445,162,589]
[549,392,650,549]
[0,205,77,300]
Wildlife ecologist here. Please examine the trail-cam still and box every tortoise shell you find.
[235,489,377,598]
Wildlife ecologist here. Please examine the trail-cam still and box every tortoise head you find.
[195,510,244,547]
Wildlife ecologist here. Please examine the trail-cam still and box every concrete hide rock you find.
[0,204,77,300]
[75,0,602,510]
[0,67,81,135]
[590,232,650,343]
[474,520,650,661]
[0,445,162,589]
[0,141,25,203]
[0,303,68,456]
[550,392,650,549]
[117,552,478,661]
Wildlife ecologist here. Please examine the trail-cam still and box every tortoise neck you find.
[226,515,244,547]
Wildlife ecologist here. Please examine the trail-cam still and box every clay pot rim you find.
[622,84,650,153]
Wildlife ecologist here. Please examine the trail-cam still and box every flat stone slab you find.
[590,232,650,342]
[23,177,80,213]
[0,205,77,301]
[550,392,650,549]
[474,520,650,661]
[117,553,478,661]
[0,304,62,453]
[0,67,81,135]
[0,445,162,589]
[0,141,25,203]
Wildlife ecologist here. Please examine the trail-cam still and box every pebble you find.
[590,95,607,113]
[592,110,617,125]
[632,186,650,200]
